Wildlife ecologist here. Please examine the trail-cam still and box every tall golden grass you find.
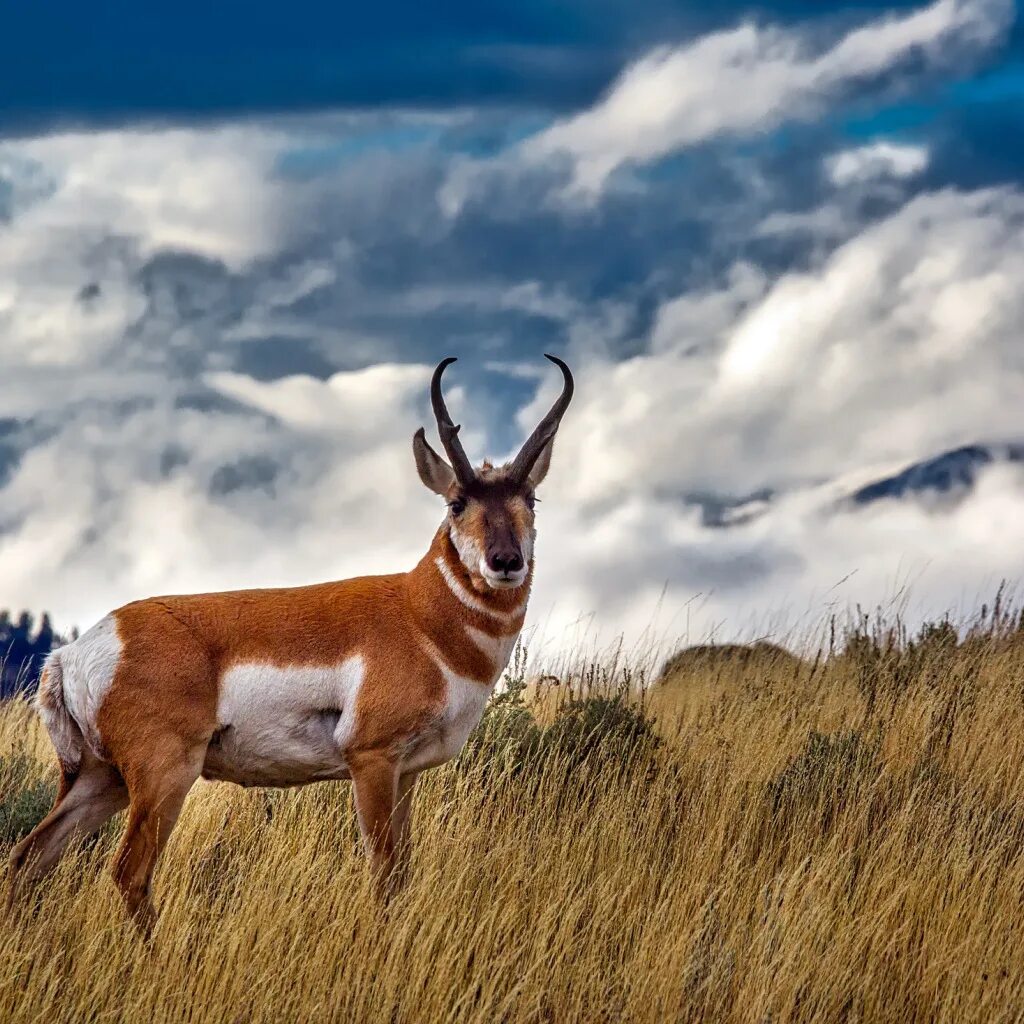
[4,607,1024,1023]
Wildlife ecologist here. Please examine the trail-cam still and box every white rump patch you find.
[58,614,123,761]
[207,656,365,787]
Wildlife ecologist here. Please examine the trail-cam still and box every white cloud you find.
[542,186,1024,505]
[8,128,288,268]
[0,366,446,630]
[206,364,433,435]
[526,461,1024,664]
[826,141,931,185]
[0,127,294,374]
[518,0,1008,196]
[0,121,459,626]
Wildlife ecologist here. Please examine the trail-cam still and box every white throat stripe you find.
[465,624,520,671]
[434,557,526,620]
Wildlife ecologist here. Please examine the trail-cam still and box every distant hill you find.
[658,641,800,682]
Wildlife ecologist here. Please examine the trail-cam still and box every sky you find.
[1,0,1023,662]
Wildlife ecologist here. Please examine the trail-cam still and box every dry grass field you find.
[4,605,1024,1023]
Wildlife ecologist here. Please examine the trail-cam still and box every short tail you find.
[35,651,84,780]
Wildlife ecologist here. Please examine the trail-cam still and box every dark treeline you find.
[0,611,73,700]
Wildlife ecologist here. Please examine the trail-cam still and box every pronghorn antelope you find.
[7,355,573,931]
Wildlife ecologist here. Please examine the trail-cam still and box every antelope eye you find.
[449,498,466,516]
[525,493,536,511]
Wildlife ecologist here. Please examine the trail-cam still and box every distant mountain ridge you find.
[851,443,1024,506]
[689,442,1024,530]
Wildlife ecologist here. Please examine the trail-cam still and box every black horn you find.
[509,354,574,483]
[430,357,476,486]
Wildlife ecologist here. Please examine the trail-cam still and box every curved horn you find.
[509,354,574,483]
[430,357,476,486]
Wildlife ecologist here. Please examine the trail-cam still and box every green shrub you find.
[461,648,661,788]
[540,690,660,778]
[767,729,880,835]
[0,754,56,850]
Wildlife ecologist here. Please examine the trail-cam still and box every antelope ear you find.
[413,428,457,495]
[527,436,555,488]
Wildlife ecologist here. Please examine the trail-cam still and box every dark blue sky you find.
[2,0,1019,130]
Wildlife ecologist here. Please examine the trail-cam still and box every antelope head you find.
[413,354,574,591]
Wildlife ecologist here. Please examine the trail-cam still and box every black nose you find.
[489,551,524,574]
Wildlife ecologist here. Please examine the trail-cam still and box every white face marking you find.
[55,614,123,762]
[449,521,485,577]
[450,518,531,591]
[206,656,365,787]
[479,560,529,590]
[521,526,535,566]
[480,524,533,589]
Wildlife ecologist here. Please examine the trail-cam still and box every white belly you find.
[203,656,364,787]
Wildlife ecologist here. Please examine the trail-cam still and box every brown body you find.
[104,526,529,781]
[7,354,573,931]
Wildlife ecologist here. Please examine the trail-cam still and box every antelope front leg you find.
[349,754,400,896]
[392,771,419,885]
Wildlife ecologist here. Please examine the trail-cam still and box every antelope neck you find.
[404,527,529,676]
